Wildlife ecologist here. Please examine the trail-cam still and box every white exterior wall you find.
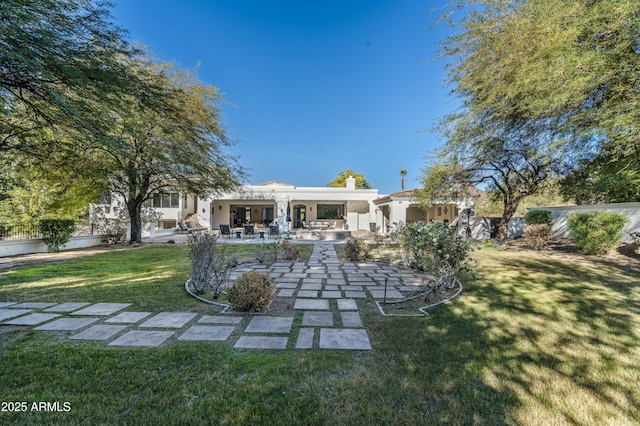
[529,203,640,241]
[90,193,198,228]
[389,201,407,228]
[462,217,524,240]
[203,184,379,233]
[0,235,104,258]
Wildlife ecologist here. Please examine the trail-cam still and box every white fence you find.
[528,202,640,241]
[459,216,525,240]
[0,235,105,258]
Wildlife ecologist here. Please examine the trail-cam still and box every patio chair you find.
[243,224,256,238]
[177,222,189,234]
[268,224,280,238]
[185,221,205,233]
[219,224,231,239]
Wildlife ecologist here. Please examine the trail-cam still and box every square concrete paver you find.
[368,289,405,299]
[399,285,423,292]
[10,302,56,309]
[297,290,318,298]
[302,311,333,327]
[341,312,363,328]
[0,302,17,308]
[178,325,235,341]
[35,317,98,331]
[320,291,342,298]
[319,329,372,350]
[108,330,174,347]
[295,328,315,349]
[0,309,32,321]
[244,316,293,334]
[140,312,197,328]
[72,303,132,316]
[300,284,322,290]
[234,336,288,349]
[275,282,298,289]
[341,285,363,291]
[294,299,329,310]
[44,302,91,313]
[4,313,60,326]
[105,312,152,324]
[337,299,358,310]
[198,315,243,324]
[70,324,127,340]
[277,289,295,297]
[344,291,367,299]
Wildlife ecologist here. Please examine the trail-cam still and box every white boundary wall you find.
[528,203,640,241]
[461,217,525,240]
[0,235,104,258]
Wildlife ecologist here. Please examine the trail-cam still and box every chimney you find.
[346,176,356,190]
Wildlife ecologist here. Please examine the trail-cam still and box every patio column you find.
[275,198,289,234]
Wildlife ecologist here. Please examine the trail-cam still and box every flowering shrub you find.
[395,221,471,289]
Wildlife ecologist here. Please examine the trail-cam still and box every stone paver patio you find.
[0,242,430,350]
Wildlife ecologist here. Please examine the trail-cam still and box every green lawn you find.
[0,243,639,425]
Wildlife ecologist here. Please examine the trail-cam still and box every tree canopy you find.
[432,0,640,204]
[424,0,640,242]
[0,0,137,154]
[91,57,242,243]
[327,169,372,189]
[0,1,242,243]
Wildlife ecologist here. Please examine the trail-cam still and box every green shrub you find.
[523,224,552,250]
[38,219,76,252]
[567,212,628,255]
[227,271,275,312]
[524,210,553,226]
[345,238,369,261]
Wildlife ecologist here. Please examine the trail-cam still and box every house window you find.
[317,204,344,219]
[145,193,180,208]
[437,207,442,216]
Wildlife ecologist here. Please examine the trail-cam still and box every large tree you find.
[0,0,137,155]
[425,0,640,241]
[424,113,573,242]
[327,169,372,189]
[433,0,640,205]
[94,57,242,243]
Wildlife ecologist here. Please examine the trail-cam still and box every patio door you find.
[293,205,306,228]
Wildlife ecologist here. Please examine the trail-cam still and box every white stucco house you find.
[90,177,479,239]
[372,188,480,234]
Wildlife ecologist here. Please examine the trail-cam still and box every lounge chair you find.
[185,221,206,233]
[177,222,189,234]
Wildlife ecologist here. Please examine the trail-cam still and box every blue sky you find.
[111,0,455,194]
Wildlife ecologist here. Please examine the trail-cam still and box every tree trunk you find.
[498,201,520,244]
[127,200,143,244]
